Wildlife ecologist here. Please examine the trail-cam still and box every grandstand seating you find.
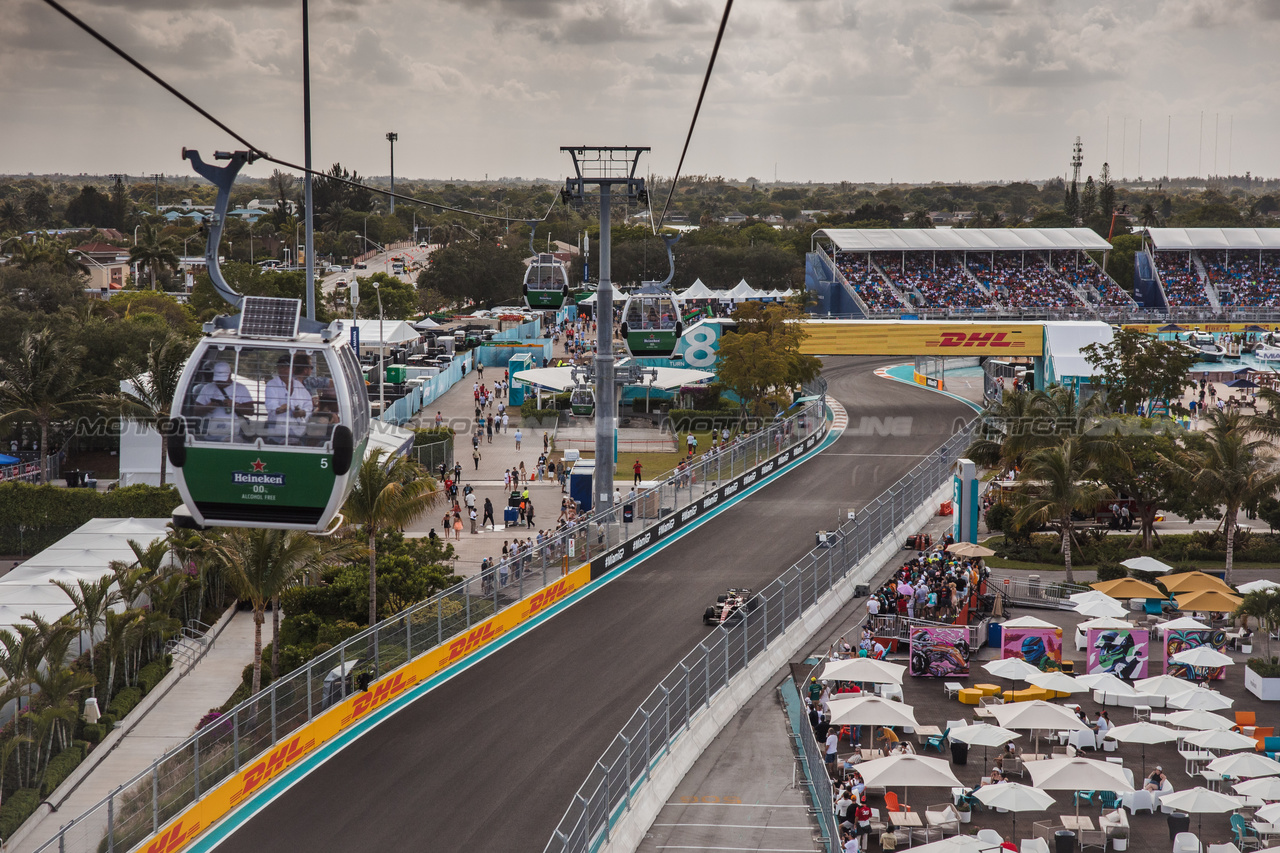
[1051,250,1133,307]
[1201,249,1280,308]
[968,253,1079,309]
[1154,251,1210,307]
[833,251,905,313]
[874,251,993,310]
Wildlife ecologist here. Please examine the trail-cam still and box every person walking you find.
[472,446,482,470]
[486,419,493,443]
[452,513,463,541]
[502,412,510,433]
[514,428,523,450]
[469,506,478,534]
[526,500,535,528]
[482,497,495,529]
[543,432,550,452]
[477,362,484,380]
[632,459,643,486]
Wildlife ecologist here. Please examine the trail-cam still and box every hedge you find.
[0,789,39,840]
[137,658,170,695]
[41,747,86,796]
[107,687,143,719]
[81,724,106,746]
[0,483,182,554]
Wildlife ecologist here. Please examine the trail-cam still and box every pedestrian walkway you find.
[13,610,258,853]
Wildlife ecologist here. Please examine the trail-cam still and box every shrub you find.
[97,713,116,731]
[985,503,1014,533]
[41,747,86,796]
[1095,561,1127,582]
[1248,657,1280,678]
[316,620,363,648]
[107,687,143,719]
[137,659,170,695]
[81,724,106,746]
[0,788,39,839]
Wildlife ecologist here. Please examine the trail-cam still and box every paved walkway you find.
[14,610,258,853]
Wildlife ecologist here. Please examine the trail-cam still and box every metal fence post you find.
[271,686,277,743]
[641,709,652,780]
[339,645,346,700]
[152,769,159,833]
[233,709,241,770]
[406,610,413,659]
[107,791,115,853]
[306,666,313,722]
[437,597,443,646]
[193,734,201,798]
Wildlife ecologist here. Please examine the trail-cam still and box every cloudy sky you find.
[3,0,1280,185]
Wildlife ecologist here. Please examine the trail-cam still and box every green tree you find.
[342,449,440,628]
[211,528,333,693]
[129,224,180,291]
[0,328,108,480]
[1099,422,1200,549]
[1232,590,1280,660]
[716,301,822,419]
[1082,327,1195,415]
[416,240,525,308]
[355,272,418,320]
[1011,438,1127,583]
[115,333,192,486]
[51,575,120,692]
[1179,408,1280,586]
[0,200,25,233]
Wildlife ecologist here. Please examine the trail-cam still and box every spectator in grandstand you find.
[1155,251,1210,308]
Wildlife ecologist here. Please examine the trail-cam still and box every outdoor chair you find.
[1174,831,1203,853]
[1235,711,1257,732]
[885,791,912,813]
[925,804,960,837]
[1003,756,1025,778]
[945,719,968,733]
[1207,843,1242,853]
[925,728,950,753]
[1079,829,1107,853]
[1032,821,1058,848]
[1230,814,1262,851]
[1098,791,1122,810]
[979,695,1004,708]
[1021,839,1051,853]
[1101,807,1129,841]
[1074,790,1097,807]
[977,829,1004,846]
[1122,788,1157,815]
[868,807,887,835]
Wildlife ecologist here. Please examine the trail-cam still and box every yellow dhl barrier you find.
[1123,322,1280,334]
[800,321,1044,357]
[138,565,592,853]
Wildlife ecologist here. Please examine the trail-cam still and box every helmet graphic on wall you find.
[1021,635,1046,663]
[1094,630,1136,671]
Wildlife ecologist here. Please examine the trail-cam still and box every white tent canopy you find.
[1147,228,1280,251]
[726,279,762,300]
[678,279,718,299]
[817,227,1112,253]
[352,319,421,348]
[578,284,626,303]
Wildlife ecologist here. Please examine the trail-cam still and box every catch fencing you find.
[544,421,977,853]
[987,569,1089,611]
[779,677,839,850]
[32,383,831,853]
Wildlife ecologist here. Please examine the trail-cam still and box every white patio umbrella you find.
[1235,777,1280,801]
[1105,722,1179,778]
[1001,616,1059,629]
[992,700,1089,756]
[1238,580,1280,595]
[1071,589,1121,605]
[1167,686,1234,712]
[1074,597,1129,618]
[983,657,1042,688]
[1184,729,1261,752]
[1158,786,1244,838]
[1134,674,1198,698]
[905,836,1002,853]
[1030,671,1089,695]
[1075,672,1137,705]
[1170,646,1235,669]
[1027,756,1134,819]
[949,723,1021,767]
[1208,753,1280,780]
[853,754,962,807]
[1121,556,1175,574]
[1256,802,1280,823]
[820,657,906,685]
[1164,709,1235,731]
[828,695,918,749]
[972,782,1056,842]
[1155,616,1210,633]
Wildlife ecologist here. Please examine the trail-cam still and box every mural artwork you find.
[910,626,971,677]
[1001,627,1063,672]
[1087,628,1149,679]
[1165,629,1229,681]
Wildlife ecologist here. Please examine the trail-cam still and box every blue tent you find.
[0,454,19,466]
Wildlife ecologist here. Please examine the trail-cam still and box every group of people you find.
[1202,249,1280,308]
[833,251,906,313]
[1155,252,1212,307]
[1051,251,1133,308]
[864,541,989,625]
[969,254,1076,309]
[878,252,992,311]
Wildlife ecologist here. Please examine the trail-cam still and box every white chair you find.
[944,682,964,699]
[1174,831,1203,853]
[1207,844,1242,853]
[1021,839,1051,853]
[1122,769,1135,789]
[946,719,968,732]
[1122,788,1157,815]
[977,829,1004,845]
[1157,779,1176,814]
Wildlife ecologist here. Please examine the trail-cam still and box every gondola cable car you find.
[618,234,683,357]
[522,223,572,309]
[166,150,370,533]
[568,384,595,417]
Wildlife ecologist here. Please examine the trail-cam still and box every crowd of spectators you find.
[834,251,906,313]
[968,253,1077,309]
[1154,251,1210,307]
[1050,250,1133,307]
[864,535,990,625]
[875,252,994,310]
[1201,249,1280,308]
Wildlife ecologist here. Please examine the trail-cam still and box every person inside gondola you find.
[265,353,315,444]
[646,307,658,329]
[194,361,254,441]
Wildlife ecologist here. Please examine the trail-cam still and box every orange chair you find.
[885,791,913,813]
[1235,711,1257,733]
[1253,726,1274,751]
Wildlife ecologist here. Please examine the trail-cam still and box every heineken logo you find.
[233,459,285,486]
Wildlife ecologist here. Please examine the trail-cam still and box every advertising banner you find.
[800,321,1044,357]
[1165,628,1229,680]
[1001,627,1063,671]
[1086,627,1149,679]
[910,626,971,677]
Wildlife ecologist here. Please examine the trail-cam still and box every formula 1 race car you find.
[703,588,760,626]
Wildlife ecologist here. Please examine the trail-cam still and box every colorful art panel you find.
[1086,628,1149,679]
[910,626,971,677]
[1001,627,1063,672]
[1165,629,1228,681]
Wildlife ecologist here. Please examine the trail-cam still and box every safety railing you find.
[780,677,839,852]
[31,383,831,853]
[544,421,977,853]
[987,569,1088,610]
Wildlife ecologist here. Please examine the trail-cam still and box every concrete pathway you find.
[14,610,258,853]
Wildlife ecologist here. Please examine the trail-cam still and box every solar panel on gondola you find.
[239,296,302,339]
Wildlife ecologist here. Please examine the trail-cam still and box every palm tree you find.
[343,449,440,628]
[51,575,120,688]
[0,200,25,234]
[1011,438,1127,583]
[116,334,192,485]
[31,657,96,761]
[908,209,932,228]
[0,328,108,481]
[210,528,332,693]
[1181,408,1280,586]
[129,223,180,290]
[1233,590,1280,661]
[1139,202,1161,228]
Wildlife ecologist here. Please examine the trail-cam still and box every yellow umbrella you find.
[1177,589,1243,612]
[1161,572,1235,595]
[1091,577,1167,599]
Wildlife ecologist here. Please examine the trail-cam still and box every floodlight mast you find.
[560,146,650,512]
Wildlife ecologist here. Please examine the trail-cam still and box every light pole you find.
[386,132,398,215]
[249,223,254,265]
[294,222,301,269]
[373,280,385,417]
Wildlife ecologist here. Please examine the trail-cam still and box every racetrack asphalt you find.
[206,356,976,853]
